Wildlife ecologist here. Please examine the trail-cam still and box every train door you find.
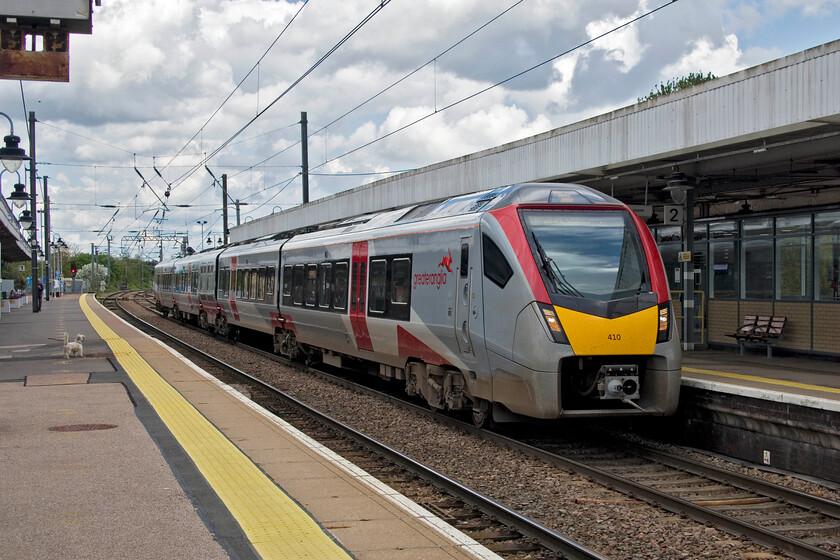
[454,236,477,356]
[350,241,374,352]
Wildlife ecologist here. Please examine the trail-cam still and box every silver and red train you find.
[153,183,681,425]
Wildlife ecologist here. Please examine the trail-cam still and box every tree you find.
[638,72,717,103]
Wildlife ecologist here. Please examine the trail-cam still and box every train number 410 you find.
[607,334,622,341]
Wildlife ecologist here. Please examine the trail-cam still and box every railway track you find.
[103,292,604,560]
[116,291,840,560]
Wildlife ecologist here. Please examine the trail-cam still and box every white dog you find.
[63,332,85,359]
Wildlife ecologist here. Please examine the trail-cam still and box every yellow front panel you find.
[554,304,658,355]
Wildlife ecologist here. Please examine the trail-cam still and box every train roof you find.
[297,183,622,238]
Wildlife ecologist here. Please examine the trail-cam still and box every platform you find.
[682,349,840,412]
[0,294,500,560]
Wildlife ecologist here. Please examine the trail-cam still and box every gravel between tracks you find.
[126,299,840,560]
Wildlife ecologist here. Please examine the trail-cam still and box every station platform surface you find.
[682,348,840,412]
[0,294,500,560]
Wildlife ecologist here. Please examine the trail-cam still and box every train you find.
[153,183,681,425]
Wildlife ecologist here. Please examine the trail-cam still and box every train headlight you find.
[538,303,569,344]
[657,303,670,343]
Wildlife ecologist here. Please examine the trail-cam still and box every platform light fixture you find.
[7,182,30,208]
[663,169,692,205]
[17,209,34,231]
[0,112,28,173]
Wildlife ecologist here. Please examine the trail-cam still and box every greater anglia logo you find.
[413,250,453,290]
[413,270,448,289]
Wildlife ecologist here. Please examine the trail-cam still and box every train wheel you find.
[471,399,496,429]
[198,311,209,330]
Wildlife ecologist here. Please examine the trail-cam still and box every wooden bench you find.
[725,314,759,342]
[726,315,787,357]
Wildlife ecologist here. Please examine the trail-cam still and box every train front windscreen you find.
[522,209,651,302]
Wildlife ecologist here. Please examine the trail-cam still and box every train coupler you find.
[597,364,640,400]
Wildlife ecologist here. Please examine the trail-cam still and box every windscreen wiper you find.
[531,233,583,298]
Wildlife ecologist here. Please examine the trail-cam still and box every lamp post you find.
[197,220,207,251]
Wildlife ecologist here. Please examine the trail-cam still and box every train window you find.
[282,265,292,297]
[318,263,332,309]
[460,244,469,278]
[292,264,305,305]
[266,267,276,297]
[369,260,387,314]
[219,268,228,297]
[242,269,251,299]
[333,262,348,310]
[522,210,649,300]
[391,258,411,304]
[191,270,199,293]
[255,268,264,300]
[390,258,411,320]
[236,269,244,298]
[305,265,318,306]
[483,234,513,289]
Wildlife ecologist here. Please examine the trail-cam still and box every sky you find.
[1,0,839,260]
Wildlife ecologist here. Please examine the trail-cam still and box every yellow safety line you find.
[79,294,351,560]
[683,366,840,395]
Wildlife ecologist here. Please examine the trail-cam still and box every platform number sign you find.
[663,204,684,225]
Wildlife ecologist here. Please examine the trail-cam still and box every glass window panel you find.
[482,234,513,289]
[521,210,649,301]
[305,265,318,306]
[236,269,244,298]
[282,265,292,297]
[292,265,304,305]
[655,226,681,243]
[815,210,840,233]
[816,220,840,300]
[257,268,266,300]
[266,267,275,296]
[742,217,772,237]
[742,218,773,299]
[777,215,811,235]
[709,221,737,239]
[333,262,349,310]
[777,236,811,300]
[368,259,387,313]
[318,263,332,308]
[709,221,738,298]
[391,258,411,304]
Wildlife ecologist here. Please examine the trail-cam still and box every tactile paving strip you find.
[79,294,351,560]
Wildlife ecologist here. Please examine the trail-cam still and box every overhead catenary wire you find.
[168,0,394,192]
[313,0,680,171]
[160,0,311,173]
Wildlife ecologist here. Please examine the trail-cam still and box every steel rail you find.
[108,294,606,560]
[473,430,840,560]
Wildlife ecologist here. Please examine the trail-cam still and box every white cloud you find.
[585,3,647,72]
[659,34,746,79]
